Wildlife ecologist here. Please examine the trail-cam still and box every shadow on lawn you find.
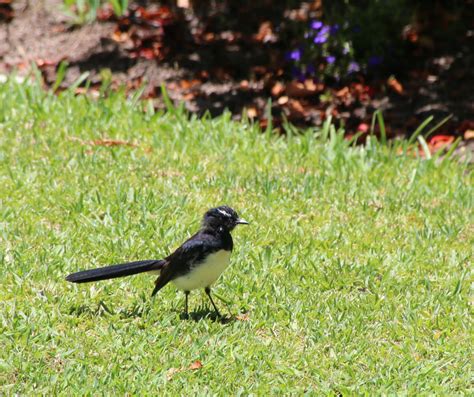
[180,309,236,324]
[68,299,152,319]
[68,301,237,323]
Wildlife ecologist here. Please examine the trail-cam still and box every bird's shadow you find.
[68,299,151,319]
[68,301,236,324]
[181,309,235,324]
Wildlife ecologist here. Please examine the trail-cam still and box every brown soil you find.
[1,0,473,156]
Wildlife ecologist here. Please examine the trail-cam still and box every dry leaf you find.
[166,361,202,380]
[464,130,474,140]
[287,99,306,118]
[177,0,190,7]
[189,360,203,370]
[271,82,285,97]
[336,87,349,98]
[247,107,258,118]
[277,96,289,105]
[428,135,454,151]
[254,21,276,43]
[240,80,249,89]
[387,76,404,94]
[286,80,319,98]
[166,367,181,381]
[235,313,250,321]
[69,136,138,148]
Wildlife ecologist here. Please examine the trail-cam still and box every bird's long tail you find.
[65,259,166,283]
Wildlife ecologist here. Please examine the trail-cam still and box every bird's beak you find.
[236,218,249,225]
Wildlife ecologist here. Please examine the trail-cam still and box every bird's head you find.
[202,206,249,232]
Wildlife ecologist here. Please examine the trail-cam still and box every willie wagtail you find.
[66,206,248,318]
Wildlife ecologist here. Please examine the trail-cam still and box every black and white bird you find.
[66,206,248,318]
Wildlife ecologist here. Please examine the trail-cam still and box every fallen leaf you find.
[240,80,249,89]
[277,96,289,105]
[74,88,100,99]
[235,313,250,321]
[286,80,319,98]
[246,107,258,118]
[189,360,203,370]
[335,87,349,98]
[69,137,139,148]
[254,21,276,43]
[464,130,474,140]
[138,47,156,60]
[271,82,285,97]
[179,79,200,89]
[166,367,181,381]
[36,58,58,68]
[387,76,404,94]
[287,99,305,117]
[429,135,454,151]
[177,0,190,8]
[112,30,130,43]
[166,360,202,380]
[304,79,318,92]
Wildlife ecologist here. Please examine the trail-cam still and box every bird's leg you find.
[205,287,221,318]
[184,291,190,319]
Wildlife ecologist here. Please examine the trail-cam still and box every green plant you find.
[63,0,128,25]
[285,0,413,80]
[63,0,101,25]
[109,0,128,16]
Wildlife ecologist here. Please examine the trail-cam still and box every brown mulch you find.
[1,0,473,157]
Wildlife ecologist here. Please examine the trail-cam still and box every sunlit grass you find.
[0,79,472,394]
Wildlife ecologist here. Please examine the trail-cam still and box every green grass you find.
[0,79,472,395]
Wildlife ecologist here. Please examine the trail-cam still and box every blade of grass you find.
[424,114,453,140]
[408,115,433,145]
[376,110,387,145]
[128,83,147,110]
[52,61,69,92]
[440,137,462,164]
[68,72,90,92]
[160,84,176,116]
[418,136,432,159]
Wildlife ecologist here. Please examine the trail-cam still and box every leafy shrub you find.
[285,0,413,82]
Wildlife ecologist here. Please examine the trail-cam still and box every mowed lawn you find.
[0,80,472,395]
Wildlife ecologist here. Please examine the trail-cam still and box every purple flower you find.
[313,25,331,44]
[311,20,323,30]
[368,55,383,67]
[326,55,336,64]
[314,32,329,44]
[314,36,326,44]
[343,46,350,55]
[291,66,305,81]
[347,61,360,73]
[319,25,330,35]
[330,24,340,35]
[287,49,302,62]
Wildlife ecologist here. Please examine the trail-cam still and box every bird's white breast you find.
[172,250,231,291]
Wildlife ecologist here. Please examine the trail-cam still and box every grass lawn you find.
[0,80,472,395]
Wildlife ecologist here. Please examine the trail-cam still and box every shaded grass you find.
[0,79,472,394]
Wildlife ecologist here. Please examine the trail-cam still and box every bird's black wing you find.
[151,233,218,296]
